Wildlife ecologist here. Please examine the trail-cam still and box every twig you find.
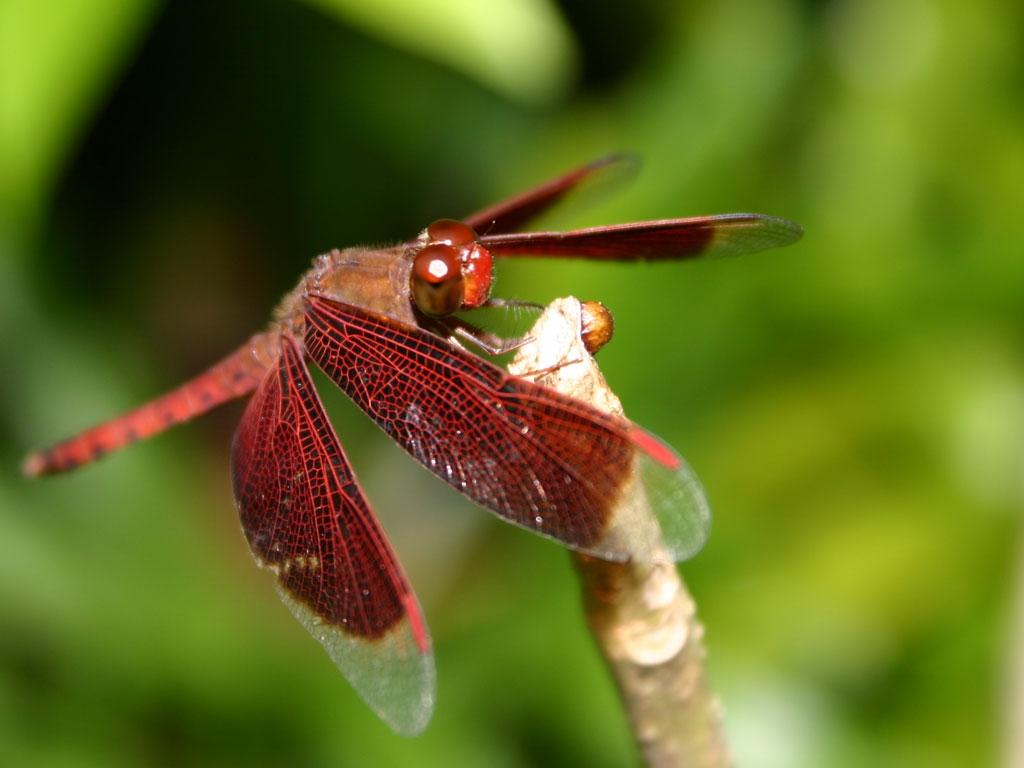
[1007,525,1024,768]
[508,297,730,768]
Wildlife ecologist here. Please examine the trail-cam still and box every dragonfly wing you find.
[304,295,710,563]
[480,213,802,260]
[462,154,636,236]
[232,336,434,735]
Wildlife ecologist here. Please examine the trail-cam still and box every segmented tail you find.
[23,333,276,477]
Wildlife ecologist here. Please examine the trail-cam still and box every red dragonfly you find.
[23,157,801,734]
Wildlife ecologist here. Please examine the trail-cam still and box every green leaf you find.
[298,0,577,105]
[0,0,158,234]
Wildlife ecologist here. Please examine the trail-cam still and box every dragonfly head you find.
[410,219,493,316]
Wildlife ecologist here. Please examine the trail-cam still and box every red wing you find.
[23,333,274,477]
[480,213,802,260]
[462,154,634,236]
[304,295,710,563]
[231,336,433,735]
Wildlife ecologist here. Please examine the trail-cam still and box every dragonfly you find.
[23,156,802,734]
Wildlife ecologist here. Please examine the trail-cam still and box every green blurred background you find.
[2,0,1022,765]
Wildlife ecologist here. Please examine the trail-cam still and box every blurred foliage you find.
[2,0,1023,765]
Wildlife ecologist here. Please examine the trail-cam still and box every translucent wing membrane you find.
[480,213,803,261]
[231,337,434,735]
[629,431,711,562]
[304,295,710,562]
[462,154,635,236]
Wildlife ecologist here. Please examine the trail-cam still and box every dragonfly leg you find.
[480,297,544,312]
[451,324,533,356]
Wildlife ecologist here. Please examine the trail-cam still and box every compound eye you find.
[427,218,477,247]
[411,243,465,316]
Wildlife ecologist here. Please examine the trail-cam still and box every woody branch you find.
[507,297,730,768]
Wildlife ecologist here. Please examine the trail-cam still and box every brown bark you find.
[508,297,730,768]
